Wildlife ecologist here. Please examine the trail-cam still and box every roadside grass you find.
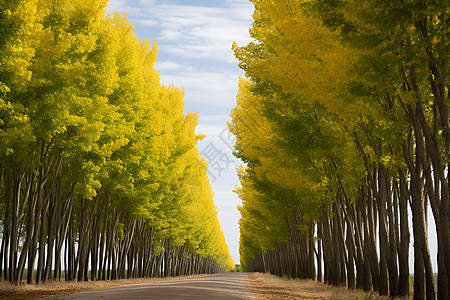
[248,273,409,299]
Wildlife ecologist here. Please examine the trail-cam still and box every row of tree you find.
[0,0,234,284]
[231,0,448,299]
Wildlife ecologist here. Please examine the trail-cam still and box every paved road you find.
[48,273,252,299]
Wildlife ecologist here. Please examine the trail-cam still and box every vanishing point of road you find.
[48,273,252,299]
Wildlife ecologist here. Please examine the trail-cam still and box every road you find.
[47,273,252,299]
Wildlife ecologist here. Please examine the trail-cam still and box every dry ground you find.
[247,273,410,300]
[0,274,207,299]
[1,273,414,299]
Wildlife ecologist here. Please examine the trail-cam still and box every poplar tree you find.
[233,0,448,298]
[0,0,234,284]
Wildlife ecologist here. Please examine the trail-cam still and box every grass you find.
[248,273,406,300]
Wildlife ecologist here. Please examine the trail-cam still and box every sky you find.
[105,0,255,264]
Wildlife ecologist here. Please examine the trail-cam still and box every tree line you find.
[0,0,234,285]
[231,0,448,299]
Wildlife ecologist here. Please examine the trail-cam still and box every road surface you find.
[47,273,252,299]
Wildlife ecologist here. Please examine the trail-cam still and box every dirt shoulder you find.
[247,273,407,299]
[0,275,207,300]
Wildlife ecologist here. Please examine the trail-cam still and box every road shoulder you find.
[247,273,399,299]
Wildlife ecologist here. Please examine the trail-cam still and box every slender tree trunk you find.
[398,168,410,296]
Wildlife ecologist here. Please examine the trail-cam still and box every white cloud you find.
[105,0,142,16]
[136,19,159,27]
[154,61,196,72]
[137,0,156,6]
[107,1,253,63]
[199,114,231,124]
[196,124,227,139]
[162,71,234,92]
[154,61,183,71]
[107,0,253,108]
[159,70,241,108]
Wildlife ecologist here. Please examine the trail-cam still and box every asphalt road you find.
[48,273,252,299]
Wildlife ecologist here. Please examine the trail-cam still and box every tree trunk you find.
[398,168,410,296]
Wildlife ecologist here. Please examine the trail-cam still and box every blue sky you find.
[105,0,254,264]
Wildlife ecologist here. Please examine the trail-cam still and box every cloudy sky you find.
[105,0,254,264]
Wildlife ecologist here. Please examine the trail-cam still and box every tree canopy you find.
[232,0,448,298]
[0,0,234,284]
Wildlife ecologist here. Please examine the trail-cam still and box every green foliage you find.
[232,0,448,274]
[0,0,233,274]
